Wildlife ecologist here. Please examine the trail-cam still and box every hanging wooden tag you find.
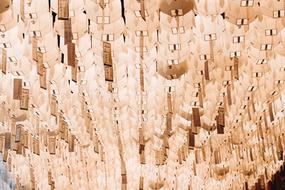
[58,0,69,20]
[16,143,23,155]
[48,136,56,155]
[188,131,195,149]
[193,162,197,176]
[37,51,44,75]
[104,65,113,82]
[263,111,268,129]
[166,112,172,132]
[204,61,210,80]
[0,135,4,153]
[2,48,7,74]
[48,171,53,185]
[140,0,146,21]
[59,115,66,139]
[50,95,58,117]
[217,107,225,127]
[178,149,182,164]
[32,37,38,61]
[192,107,201,128]
[268,102,274,122]
[64,19,72,45]
[24,131,29,148]
[20,0,25,21]
[15,125,22,143]
[217,107,225,134]
[139,176,144,190]
[233,57,239,80]
[195,149,201,164]
[94,136,99,153]
[32,138,40,155]
[99,0,106,9]
[226,84,232,106]
[67,43,75,67]
[214,150,221,164]
[140,68,144,92]
[167,92,173,113]
[20,88,29,110]
[13,79,22,100]
[103,42,112,66]
[140,148,145,164]
[198,86,203,108]
[68,134,75,152]
[71,60,78,82]
[64,126,69,143]
[40,66,47,89]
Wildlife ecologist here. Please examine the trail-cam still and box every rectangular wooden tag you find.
[40,67,47,89]
[104,65,113,82]
[67,43,75,67]
[58,0,69,20]
[32,37,38,61]
[2,48,7,74]
[15,125,22,143]
[64,19,72,45]
[13,79,22,100]
[48,136,56,155]
[20,88,29,110]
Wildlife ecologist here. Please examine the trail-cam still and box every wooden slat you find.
[13,79,22,100]
[58,0,69,20]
